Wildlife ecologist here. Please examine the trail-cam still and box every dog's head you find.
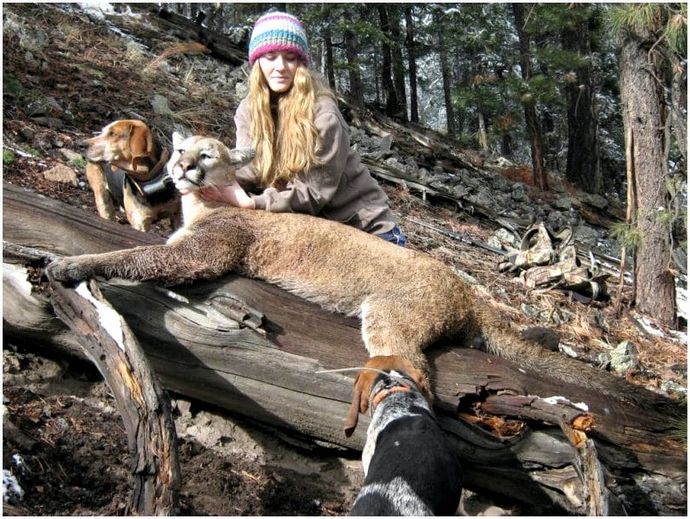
[85,120,157,180]
[167,132,254,195]
[344,355,431,437]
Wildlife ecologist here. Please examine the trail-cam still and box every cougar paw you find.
[46,258,92,283]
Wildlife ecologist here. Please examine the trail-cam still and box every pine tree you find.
[610,3,686,327]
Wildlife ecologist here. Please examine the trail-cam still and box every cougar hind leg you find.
[359,297,436,376]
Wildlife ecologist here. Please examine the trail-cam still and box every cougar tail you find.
[472,305,656,406]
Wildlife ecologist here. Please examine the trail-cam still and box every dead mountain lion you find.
[48,134,649,415]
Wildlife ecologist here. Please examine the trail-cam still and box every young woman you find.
[201,11,407,246]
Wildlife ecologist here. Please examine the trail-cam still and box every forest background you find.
[168,1,687,326]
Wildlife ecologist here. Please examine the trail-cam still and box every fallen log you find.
[3,183,686,515]
[47,270,180,515]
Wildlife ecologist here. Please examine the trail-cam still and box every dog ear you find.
[229,147,255,167]
[128,123,154,161]
[343,372,363,438]
[343,368,380,437]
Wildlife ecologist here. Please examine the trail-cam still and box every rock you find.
[608,340,639,374]
[151,94,172,116]
[580,192,609,210]
[511,183,530,203]
[59,148,83,163]
[451,183,470,199]
[43,164,78,186]
[573,224,600,247]
[378,133,393,152]
[26,96,64,117]
[559,343,580,358]
[520,303,540,319]
[552,195,573,211]
[660,380,687,395]
[19,128,35,142]
[491,228,519,250]
[490,174,511,192]
[30,116,64,130]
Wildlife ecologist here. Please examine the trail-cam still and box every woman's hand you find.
[199,182,256,209]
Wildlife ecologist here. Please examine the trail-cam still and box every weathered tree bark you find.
[47,273,180,515]
[3,183,686,515]
[618,26,677,326]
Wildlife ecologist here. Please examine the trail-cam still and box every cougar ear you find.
[229,147,255,167]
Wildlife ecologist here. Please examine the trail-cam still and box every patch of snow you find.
[3,470,24,503]
[542,396,589,412]
[78,2,138,19]
[75,282,125,351]
[676,284,687,321]
[77,2,116,19]
[11,454,24,469]
[558,343,579,358]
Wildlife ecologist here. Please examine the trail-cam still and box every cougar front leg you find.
[48,235,244,286]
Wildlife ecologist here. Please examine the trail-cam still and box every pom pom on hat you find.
[248,11,309,66]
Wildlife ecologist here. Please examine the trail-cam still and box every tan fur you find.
[50,135,656,424]
[84,120,179,232]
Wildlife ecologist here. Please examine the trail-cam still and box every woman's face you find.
[258,51,301,93]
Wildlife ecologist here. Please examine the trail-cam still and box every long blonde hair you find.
[248,62,334,187]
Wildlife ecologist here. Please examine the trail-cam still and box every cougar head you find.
[167,132,254,195]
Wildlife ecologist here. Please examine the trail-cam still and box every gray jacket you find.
[234,95,396,235]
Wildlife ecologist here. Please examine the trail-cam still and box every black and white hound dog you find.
[349,367,463,516]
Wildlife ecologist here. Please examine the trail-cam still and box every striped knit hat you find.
[248,11,309,66]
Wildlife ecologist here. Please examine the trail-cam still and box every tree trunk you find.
[3,183,686,515]
[389,5,408,122]
[562,14,602,194]
[344,28,364,107]
[435,13,456,138]
[323,26,336,90]
[404,6,419,124]
[477,111,489,152]
[378,5,399,119]
[618,30,677,326]
[512,2,548,191]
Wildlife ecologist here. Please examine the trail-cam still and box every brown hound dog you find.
[83,119,179,232]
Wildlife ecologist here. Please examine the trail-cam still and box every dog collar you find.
[368,371,416,414]
[370,385,412,410]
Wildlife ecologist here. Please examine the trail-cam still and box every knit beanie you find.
[248,11,309,66]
